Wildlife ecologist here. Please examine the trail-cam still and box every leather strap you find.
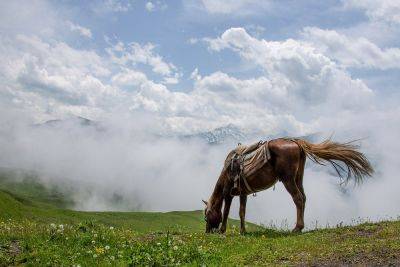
[241,141,271,194]
[242,173,254,193]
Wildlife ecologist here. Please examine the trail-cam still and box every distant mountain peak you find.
[42,116,94,126]
[186,124,247,144]
[35,116,105,131]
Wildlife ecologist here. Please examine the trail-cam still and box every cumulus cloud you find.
[344,0,400,25]
[0,34,117,121]
[302,27,400,70]
[0,33,183,122]
[106,41,181,83]
[111,69,148,87]
[0,26,376,135]
[204,28,373,113]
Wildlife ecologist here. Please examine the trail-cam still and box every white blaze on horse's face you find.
[202,200,209,217]
[202,200,211,232]
[202,200,209,215]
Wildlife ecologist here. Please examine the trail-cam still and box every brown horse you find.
[203,138,374,234]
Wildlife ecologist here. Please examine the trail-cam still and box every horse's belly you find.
[246,164,278,193]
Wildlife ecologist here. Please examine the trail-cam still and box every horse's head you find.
[202,200,222,233]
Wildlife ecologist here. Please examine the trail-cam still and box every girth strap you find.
[242,173,254,193]
[230,140,271,195]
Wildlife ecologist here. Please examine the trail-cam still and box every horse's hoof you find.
[292,227,303,233]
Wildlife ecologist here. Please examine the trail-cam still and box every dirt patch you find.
[8,240,21,257]
[332,224,384,242]
[305,247,400,267]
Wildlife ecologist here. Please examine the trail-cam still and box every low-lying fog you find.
[1,106,399,229]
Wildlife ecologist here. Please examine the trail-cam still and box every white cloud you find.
[162,75,180,85]
[0,34,118,121]
[66,21,92,39]
[190,68,201,81]
[111,69,148,86]
[0,0,57,37]
[302,27,400,70]
[332,1,400,48]
[145,2,155,12]
[244,24,266,38]
[96,0,135,13]
[344,0,400,25]
[199,0,270,16]
[187,38,199,45]
[0,26,376,135]
[106,41,181,83]
[204,28,373,112]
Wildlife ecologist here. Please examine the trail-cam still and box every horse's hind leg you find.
[283,178,305,232]
[295,153,306,225]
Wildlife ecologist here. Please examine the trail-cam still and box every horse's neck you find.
[209,172,226,210]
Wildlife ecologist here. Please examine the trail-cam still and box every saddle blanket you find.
[224,140,271,179]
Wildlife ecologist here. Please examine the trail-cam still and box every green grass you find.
[0,169,74,209]
[0,171,399,266]
[0,187,259,234]
[0,170,262,233]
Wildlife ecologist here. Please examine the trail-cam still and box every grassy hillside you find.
[0,185,259,234]
[0,170,262,233]
[0,172,399,266]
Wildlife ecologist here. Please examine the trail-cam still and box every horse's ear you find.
[202,199,208,206]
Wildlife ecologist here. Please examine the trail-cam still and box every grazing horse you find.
[203,138,374,234]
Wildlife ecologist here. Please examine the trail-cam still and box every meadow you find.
[0,174,399,266]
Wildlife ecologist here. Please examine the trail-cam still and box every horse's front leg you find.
[239,194,247,235]
[219,195,233,233]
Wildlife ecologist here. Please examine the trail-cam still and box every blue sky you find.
[55,1,370,84]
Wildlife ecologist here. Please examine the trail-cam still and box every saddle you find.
[226,140,271,195]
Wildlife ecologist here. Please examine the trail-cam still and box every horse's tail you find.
[292,138,374,184]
